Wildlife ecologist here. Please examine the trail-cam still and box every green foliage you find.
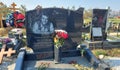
[117,35,120,38]
[92,48,120,57]
[54,38,64,48]
[82,33,90,41]
[84,17,120,24]
[93,49,107,57]
[19,5,27,14]
[37,66,47,70]
[22,38,26,46]
[84,18,92,24]
[0,4,12,18]
[84,9,92,19]
[109,18,120,24]
[0,3,26,16]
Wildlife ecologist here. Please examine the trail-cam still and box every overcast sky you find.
[0,0,120,11]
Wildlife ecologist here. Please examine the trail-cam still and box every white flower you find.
[55,29,67,34]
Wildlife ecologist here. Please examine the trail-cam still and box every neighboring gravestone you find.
[91,9,108,41]
[25,8,84,59]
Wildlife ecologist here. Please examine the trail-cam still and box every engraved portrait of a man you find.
[32,14,54,34]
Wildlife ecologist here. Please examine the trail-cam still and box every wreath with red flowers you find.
[54,30,68,48]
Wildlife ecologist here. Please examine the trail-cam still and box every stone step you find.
[25,50,80,61]
[25,51,54,60]
[23,56,93,70]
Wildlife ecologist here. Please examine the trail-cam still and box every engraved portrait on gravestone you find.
[92,13,98,26]
[32,14,54,34]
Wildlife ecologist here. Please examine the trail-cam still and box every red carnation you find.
[54,29,69,48]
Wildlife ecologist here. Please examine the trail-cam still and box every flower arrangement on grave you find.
[0,38,16,49]
[0,38,12,48]
[3,38,12,44]
[54,29,68,48]
[77,44,87,56]
[8,28,23,38]
[0,38,12,44]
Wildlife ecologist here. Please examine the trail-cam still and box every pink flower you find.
[3,38,11,44]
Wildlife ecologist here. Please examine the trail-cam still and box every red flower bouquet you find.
[54,29,68,48]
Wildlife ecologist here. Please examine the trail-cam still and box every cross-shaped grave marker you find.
[9,2,20,27]
[7,48,16,57]
[0,2,20,28]
[0,44,16,64]
[9,2,19,12]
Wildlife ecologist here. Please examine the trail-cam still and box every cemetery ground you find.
[0,2,119,70]
[92,48,120,57]
[82,32,120,70]
[0,28,94,70]
[84,18,120,25]
[1,48,120,70]
[0,29,119,70]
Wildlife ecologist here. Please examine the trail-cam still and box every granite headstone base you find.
[83,48,100,68]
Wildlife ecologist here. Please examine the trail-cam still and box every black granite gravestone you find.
[25,8,84,59]
[91,9,108,41]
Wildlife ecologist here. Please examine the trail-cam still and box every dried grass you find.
[0,27,13,37]
[0,28,7,36]
[92,48,120,57]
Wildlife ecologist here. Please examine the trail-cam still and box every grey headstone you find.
[25,8,84,60]
[26,8,83,53]
[91,9,108,41]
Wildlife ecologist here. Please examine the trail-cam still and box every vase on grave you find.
[54,45,62,63]
[54,29,68,63]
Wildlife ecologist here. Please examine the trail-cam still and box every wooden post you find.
[0,14,3,28]
[0,2,4,28]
